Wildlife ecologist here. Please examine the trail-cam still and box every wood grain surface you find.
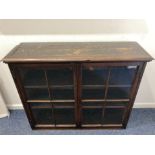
[3,42,153,63]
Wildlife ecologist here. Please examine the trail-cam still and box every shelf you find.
[35,124,76,128]
[30,102,75,109]
[27,100,51,103]
[29,101,127,109]
[82,99,105,102]
[82,106,103,108]
[55,124,76,127]
[105,105,126,108]
[24,85,74,89]
[81,100,128,108]
[108,85,131,88]
[82,85,105,89]
[27,99,129,104]
[25,84,130,90]
[107,99,130,102]
[81,124,102,127]
[82,84,131,89]
[50,85,73,89]
[27,99,75,103]
[82,99,130,102]
[82,105,126,109]
[105,101,128,107]
[52,100,75,103]
[31,105,75,109]
[81,124,122,128]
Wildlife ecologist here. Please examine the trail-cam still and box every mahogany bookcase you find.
[3,42,153,129]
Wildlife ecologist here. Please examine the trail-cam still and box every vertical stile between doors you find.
[75,63,82,127]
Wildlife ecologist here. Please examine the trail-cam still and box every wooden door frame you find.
[79,61,145,128]
[9,63,78,129]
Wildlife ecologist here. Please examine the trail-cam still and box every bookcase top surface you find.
[3,42,153,63]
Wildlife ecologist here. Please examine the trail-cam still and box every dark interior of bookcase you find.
[18,65,137,127]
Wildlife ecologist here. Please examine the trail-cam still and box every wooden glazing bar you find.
[102,68,111,123]
[44,69,56,126]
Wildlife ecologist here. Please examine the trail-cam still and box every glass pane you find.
[31,102,52,108]
[82,67,108,85]
[106,101,128,107]
[19,68,46,86]
[107,87,130,99]
[25,88,50,100]
[109,66,137,85]
[31,108,54,125]
[47,68,73,86]
[82,89,105,99]
[103,108,125,124]
[54,108,75,125]
[82,101,104,107]
[53,102,74,108]
[51,89,74,100]
[82,108,103,124]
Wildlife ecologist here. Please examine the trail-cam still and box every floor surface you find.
[0,109,155,135]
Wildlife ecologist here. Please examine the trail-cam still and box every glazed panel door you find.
[80,63,139,127]
[17,63,77,128]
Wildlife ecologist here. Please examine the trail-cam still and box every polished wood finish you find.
[3,42,153,130]
[3,42,153,62]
